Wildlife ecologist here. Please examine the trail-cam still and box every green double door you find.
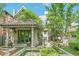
[18,30,31,44]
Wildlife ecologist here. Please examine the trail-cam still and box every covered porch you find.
[0,20,39,47]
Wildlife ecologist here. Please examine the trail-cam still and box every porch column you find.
[31,27,34,47]
[5,29,9,47]
[34,29,38,46]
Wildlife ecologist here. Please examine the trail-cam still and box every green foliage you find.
[16,8,42,25]
[75,28,79,39]
[47,15,64,38]
[69,39,79,50]
[40,48,60,56]
[67,31,76,36]
[46,4,65,40]
[46,3,79,40]
[63,47,79,56]
[0,4,6,17]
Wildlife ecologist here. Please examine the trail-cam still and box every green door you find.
[18,30,31,44]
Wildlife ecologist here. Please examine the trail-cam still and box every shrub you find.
[76,28,79,39]
[69,39,79,50]
[40,48,59,56]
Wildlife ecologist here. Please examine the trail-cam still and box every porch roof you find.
[0,19,38,28]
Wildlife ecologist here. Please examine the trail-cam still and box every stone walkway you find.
[25,52,40,56]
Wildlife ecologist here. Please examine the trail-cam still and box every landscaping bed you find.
[23,48,61,56]
[62,47,79,56]
[23,48,62,56]
[40,48,62,56]
[59,38,79,56]
[50,41,73,56]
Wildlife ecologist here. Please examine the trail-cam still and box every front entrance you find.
[18,30,31,46]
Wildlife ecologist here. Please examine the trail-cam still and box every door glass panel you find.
[18,30,31,44]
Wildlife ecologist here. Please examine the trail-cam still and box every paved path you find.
[25,52,40,56]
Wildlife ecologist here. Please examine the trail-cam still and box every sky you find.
[4,3,50,16]
[3,3,79,16]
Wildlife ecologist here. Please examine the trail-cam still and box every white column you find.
[35,29,38,46]
[5,29,9,47]
[31,27,34,47]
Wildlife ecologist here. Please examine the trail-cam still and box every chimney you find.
[13,9,16,16]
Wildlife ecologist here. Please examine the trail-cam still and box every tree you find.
[47,11,64,41]
[0,4,6,17]
[46,3,79,41]
[64,4,78,34]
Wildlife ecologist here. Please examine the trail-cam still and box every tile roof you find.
[9,19,36,25]
[0,19,37,26]
[0,19,37,27]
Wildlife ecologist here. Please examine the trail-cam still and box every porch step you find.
[14,44,27,47]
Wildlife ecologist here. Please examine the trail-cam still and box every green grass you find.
[63,47,79,56]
